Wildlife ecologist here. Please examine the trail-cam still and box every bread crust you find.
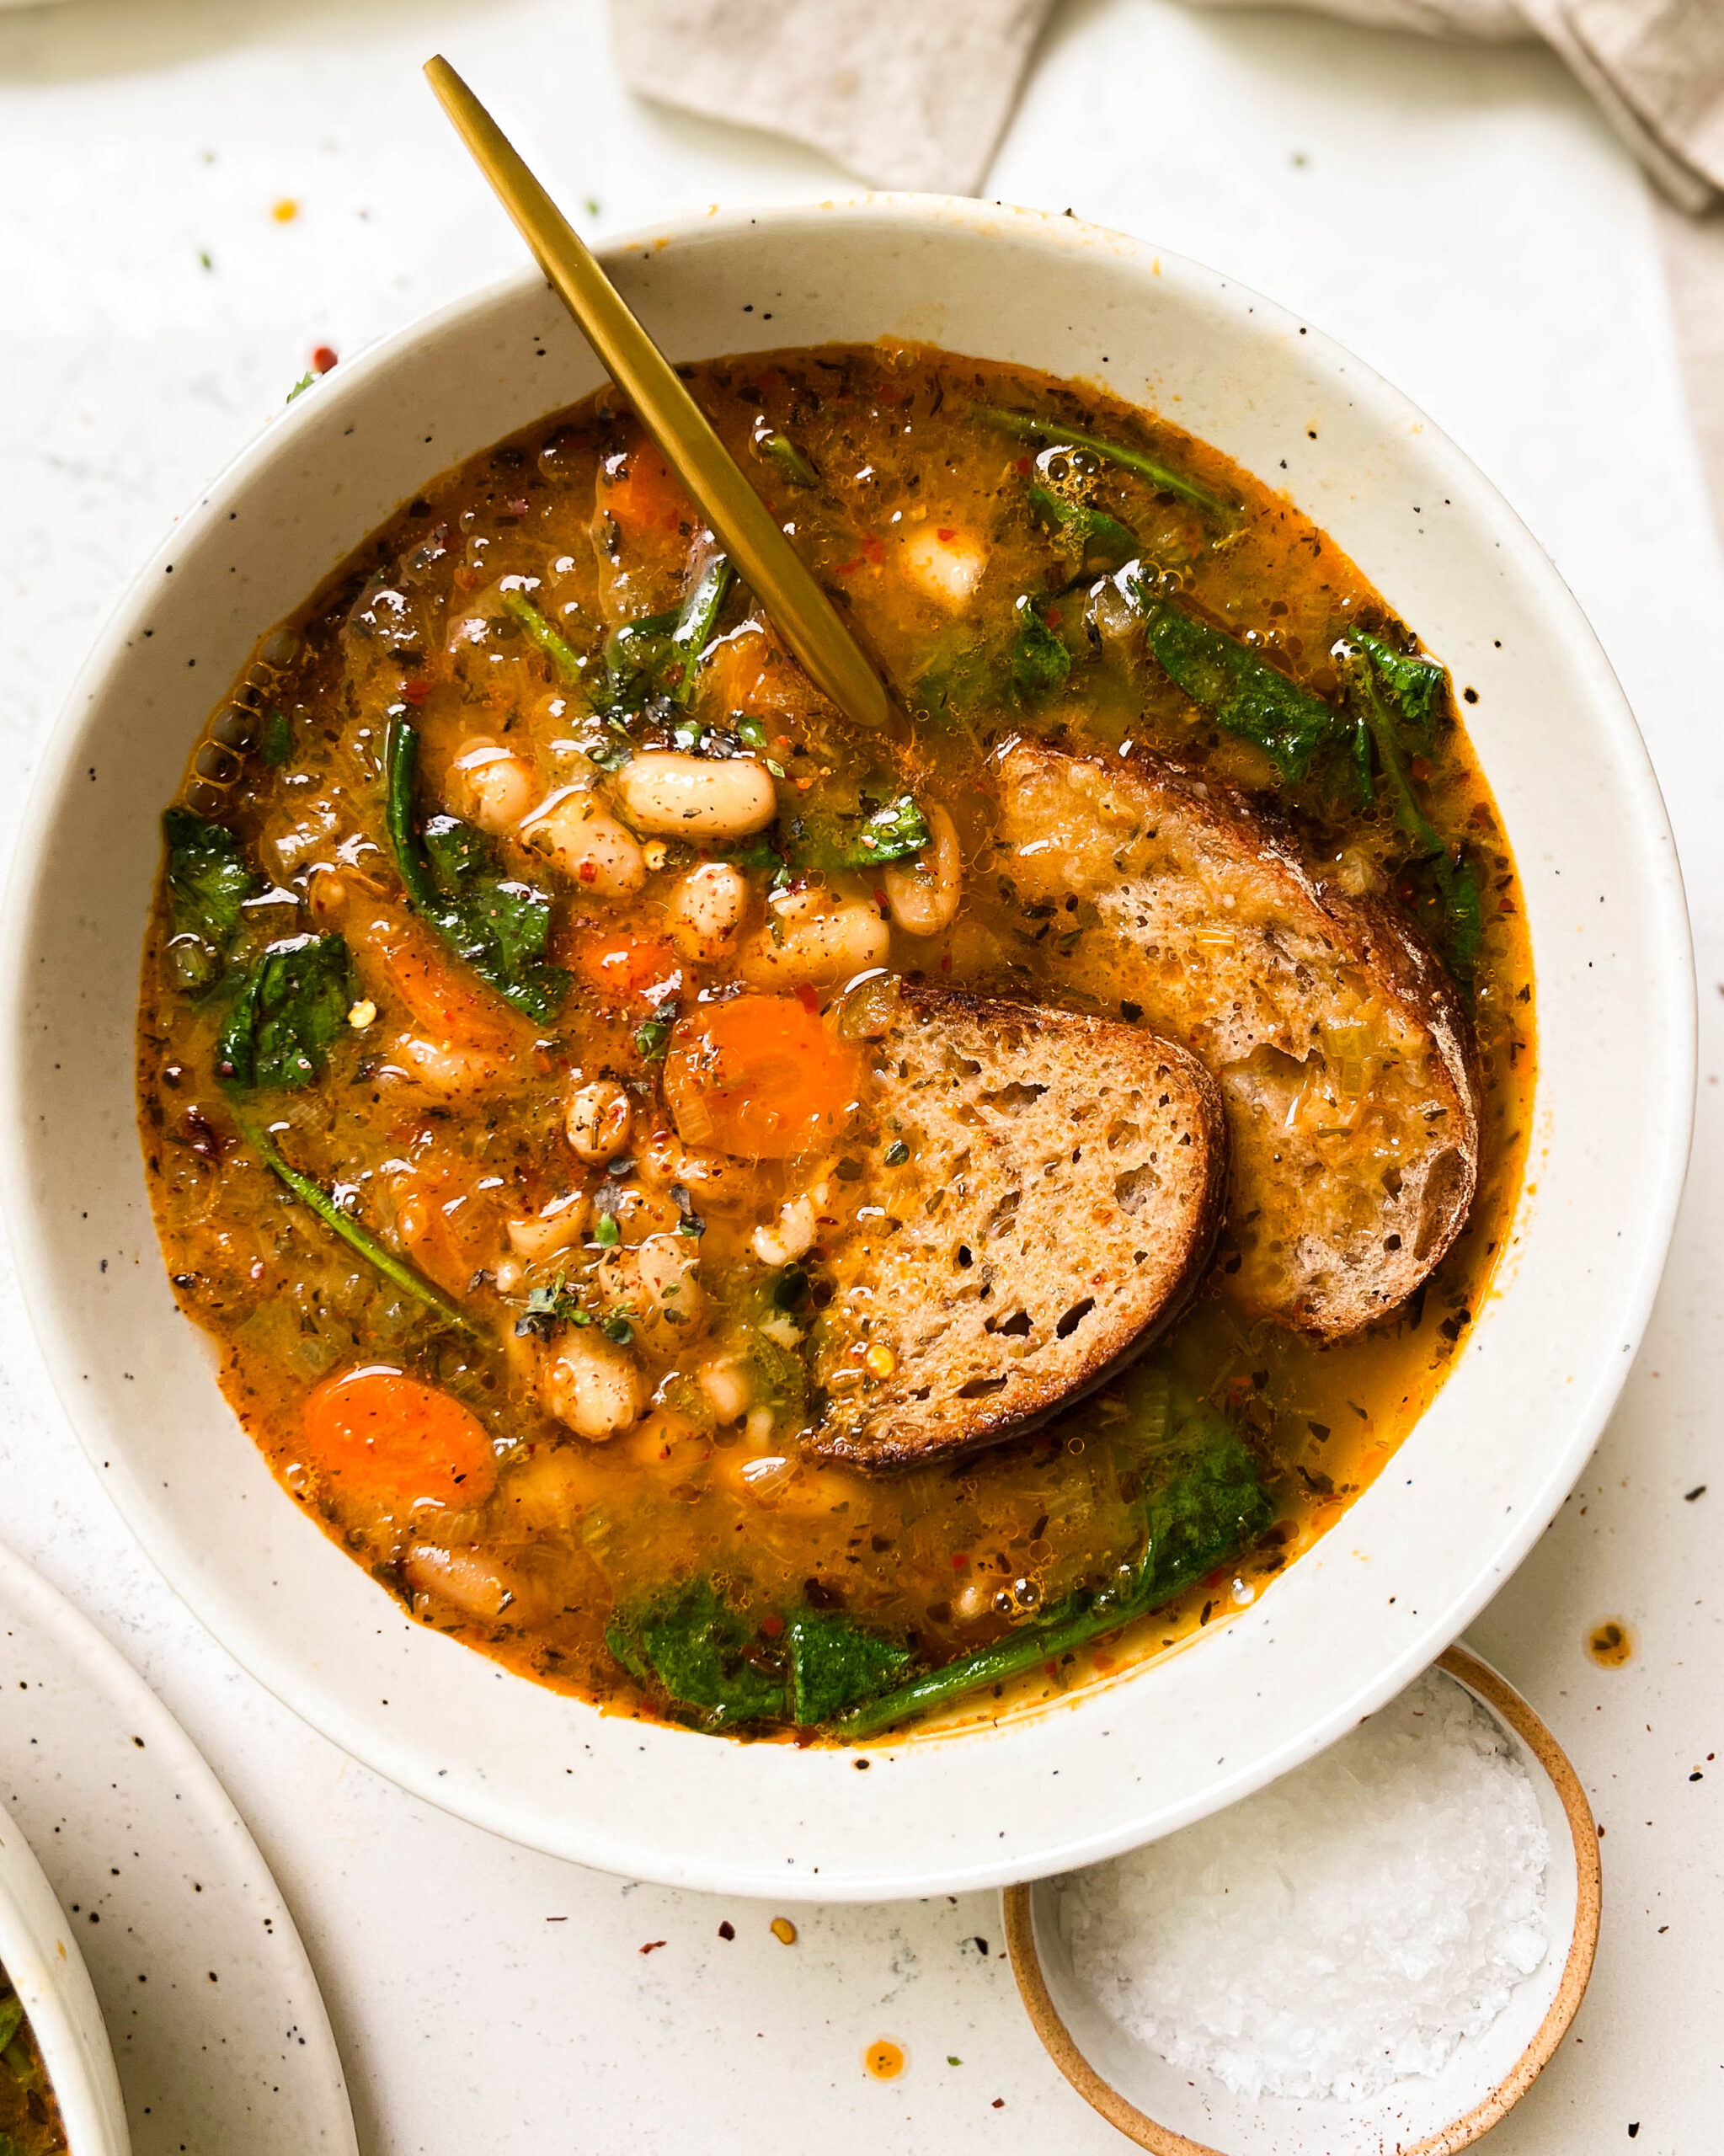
[996,743,1483,1337]
[803,982,1227,1471]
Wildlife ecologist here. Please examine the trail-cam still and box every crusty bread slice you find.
[996,744,1481,1337]
[803,981,1226,1471]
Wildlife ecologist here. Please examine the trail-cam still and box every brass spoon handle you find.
[424,55,896,734]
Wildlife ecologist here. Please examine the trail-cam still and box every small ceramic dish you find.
[1004,1645,1601,2153]
[0,1793,130,2155]
[0,195,1693,1898]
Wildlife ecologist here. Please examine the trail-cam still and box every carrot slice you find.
[302,1365,497,1513]
[575,935,683,1011]
[663,995,859,1159]
[599,441,697,558]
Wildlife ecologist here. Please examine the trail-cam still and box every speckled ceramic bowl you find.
[0,1794,130,2155]
[0,196,1695,1898]
[1004,1646,1601,2153]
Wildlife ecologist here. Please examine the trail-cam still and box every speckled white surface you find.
[0,0,1720,2150]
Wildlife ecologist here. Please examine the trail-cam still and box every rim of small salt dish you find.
[1002,1645,1603,2156]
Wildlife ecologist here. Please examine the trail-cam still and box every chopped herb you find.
[285,372,315,405]
[665,554,734,707]
[883,1139,910,1166]
[260,708,294,766]
[593,1214,621,1248]
[772,1263,809,1311]
[384,717,568,1021]
[635,1015,672,1062]
[973,403,1236,523]
[601,1313,635,1345]
[794,793,931,872]
[217,933,354,1091]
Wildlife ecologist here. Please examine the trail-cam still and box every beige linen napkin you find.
[612,0,1724,524]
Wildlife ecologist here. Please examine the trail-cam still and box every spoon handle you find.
[424,55,895,734]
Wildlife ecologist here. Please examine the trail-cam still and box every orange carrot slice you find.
[576,935,683,1011]
[302,1365,497,1513]
[663,995,859,1159]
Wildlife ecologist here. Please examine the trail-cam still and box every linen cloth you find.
[611,0,1724,524]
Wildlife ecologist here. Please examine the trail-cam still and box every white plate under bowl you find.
[0,196,1694,1900]
[0,1790,128,2156]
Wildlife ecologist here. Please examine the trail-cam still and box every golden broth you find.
[136,343,1534,1737]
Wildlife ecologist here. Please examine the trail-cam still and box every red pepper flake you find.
[638,1940,667,1955]
[937,526,957,542]
[862,534,885,565]
[794,983,819,1016]
[1044,608,1061,628]
[761,1613,785,1639]
[1014,456,1031,476]
[399,675,432,706]
[992,2098,1006,2110]
[834,558,864,576]
[312,344,338,373]
[939,953,953,973]
[952,1552,969,1570]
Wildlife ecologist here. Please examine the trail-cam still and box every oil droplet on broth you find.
[864,2039,905,2080]
[1587,1618,1635,1668]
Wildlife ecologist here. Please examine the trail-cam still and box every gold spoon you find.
[424,55,896,735]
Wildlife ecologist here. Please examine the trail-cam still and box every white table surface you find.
[2,1,1721,2149]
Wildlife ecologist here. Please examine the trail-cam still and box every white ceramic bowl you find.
[0,1793,130,2154]
[0,197,1694,1900]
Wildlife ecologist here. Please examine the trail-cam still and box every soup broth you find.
[0,1968,67,2155]
[136,343,1533,1738]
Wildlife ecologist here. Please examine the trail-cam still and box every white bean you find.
[635,1127,757,1214]
[506,1191,590,1261]
[883,803,962,937]
[388,1034,513,1099]
[566,1079,632,1163]
[899,524,987,609]
[752,1186,824,1267]
[697,1356,753,1427]
[665,860,751,963]
[401,1543,514,1622]
[541,1330,650,1441]
[627,1233,706,1340]
[614,751,777,838]
[738,889,890,990]
[447,739,537,835]
[521,788,645,896]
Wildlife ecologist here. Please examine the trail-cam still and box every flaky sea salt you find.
[1061,1670,1551,2102]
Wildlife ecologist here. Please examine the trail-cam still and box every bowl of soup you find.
[0,1797,130,2154]
[0,197,1692,1897]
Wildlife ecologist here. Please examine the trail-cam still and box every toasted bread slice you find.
[803,981,1226,1471]
[996,744,1481,1337]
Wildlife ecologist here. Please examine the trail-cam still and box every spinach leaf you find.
[606,1578,785,1730]
[755,427,817,488]
[163,808,258,991]
[973,403,1237,524]
[217,933,353,1092]
[793,793,931,872]
[1007,594,1072,703]
[1026,480,1139,569]
[1135,590,1344,782]
[261,709,295,766]
[787,1609,913,1726]
[384,718,568,1022]
[1348,628,1445,748]
[596,553,735,713]
[238,1115,474,1333]
[0,1995,21,2055]
[838,1385,1273,1737]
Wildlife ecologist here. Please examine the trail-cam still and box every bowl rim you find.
[1002,1644,1604,2154]
[0,1784,130,2156]
[0,192,1697,1897]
